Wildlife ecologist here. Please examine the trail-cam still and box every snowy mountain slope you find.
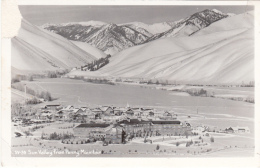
[144,9,230,43]
[12,37,70,71]
[119,21,175,34]
[70,40,106,59]
[44,23,151,55]
[12,19,99,72]
[96,28,253,84]
[193,11,253,36]
[105,28,248,67]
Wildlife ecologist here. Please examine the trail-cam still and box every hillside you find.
[193,11,253,36]
[68,11,254,85]
[12,19,102,74]
[70,40,106,59]
[144,9,231,43]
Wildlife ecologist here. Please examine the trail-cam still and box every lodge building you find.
[73,119,192,144]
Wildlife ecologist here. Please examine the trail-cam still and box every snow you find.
[120,21,173,34]
[78,20,107,27]
[84,12,254,85]
[41,20,106,28]
[70,40,106,59]
[12,19,98,73]
[212,9,224,15]
[193,11,253,36]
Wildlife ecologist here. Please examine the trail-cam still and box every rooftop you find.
[151,120,181,125]
[118,119,150,125]
[75,123,110,128]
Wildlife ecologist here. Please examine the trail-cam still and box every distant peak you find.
[212,9,223,14]
[103,23,117,29]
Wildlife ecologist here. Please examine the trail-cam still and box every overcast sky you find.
[19,5,254,26]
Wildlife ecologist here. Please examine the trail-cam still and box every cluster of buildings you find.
[31,104,192,144]
[73,118,192,144]
[35,104,178,123]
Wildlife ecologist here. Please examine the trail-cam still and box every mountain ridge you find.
[43,9,233,55]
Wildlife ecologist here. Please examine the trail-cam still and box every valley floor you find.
[11,78,255,157]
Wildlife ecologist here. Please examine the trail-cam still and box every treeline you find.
[11,83,52,101]
[81,55,111,71]
[11,75,33,84]
[11,70,69,84]
[73,76,115,85]
[42,132,74,140]
[46,70,69,78]
[240,81,255,87]
[84,78,114,85]
[140,79,172,86]
[186,88,208,97]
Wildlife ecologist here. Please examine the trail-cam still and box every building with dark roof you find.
[73,123,110,138]
[117,119,191,138]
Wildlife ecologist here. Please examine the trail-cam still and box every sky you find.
[19,5,254,26]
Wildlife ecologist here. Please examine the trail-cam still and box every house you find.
[39,111,52,120]
[226,126,250,133]
[124,109,134,117]
[73,108,84,115]
[113,107,124,116]
[91,108,103,115]
[55,111,65,120]
[63,105,74,111]
[44,104,61,111]
[133,109,142,117]
[225,127,234,133]
[100,106,114,116]
[160,111,176,120]
[80,107,88,112]
[85,109,96,119]
[193,126,206,133]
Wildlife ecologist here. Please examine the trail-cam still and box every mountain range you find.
[12,9,254,84]
[43,9,233,55]
[67,10,254,84]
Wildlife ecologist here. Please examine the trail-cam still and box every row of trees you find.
[42,131,74,140]
[11,70,69,84]
[140,79,171,86]
[73,76,115,85]
[186,88,208,97]
[81,55,111,71]
[11,83,52,101]
[11,75,33,84]
[47,70,69,78]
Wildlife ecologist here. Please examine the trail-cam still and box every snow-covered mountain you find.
[44,23,152,55]
[119,21,175,34]
[43,9,232,55]
[144,9,231,43]
[41,20,107,29]
[12,19,103,73]
[68,11,254,84]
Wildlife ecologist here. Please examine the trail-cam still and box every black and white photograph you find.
[2,1,259,164]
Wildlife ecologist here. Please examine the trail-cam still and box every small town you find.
[11,103,252,157]
[7,4,255,160]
